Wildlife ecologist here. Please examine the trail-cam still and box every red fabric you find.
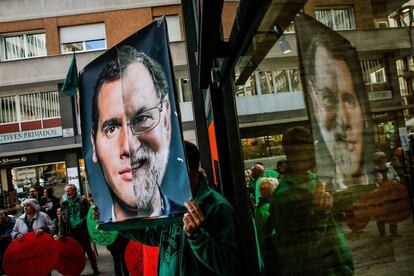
[54,236,86,275]
[3,232,59,276]
[125,241,159,276]
[143,245,159,276]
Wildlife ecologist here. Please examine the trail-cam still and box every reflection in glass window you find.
[245,76,258,96]
[85,39,106,50]
[361,59,389,93]
[62,39,106,53]
[289,69,302,92]
[237,69,302,96]
[176,78,193,102]
[258,71,274,94]
[275,70,290,92]
[2,32,46,60]
[181,79,192,102]
[315,7,356,31]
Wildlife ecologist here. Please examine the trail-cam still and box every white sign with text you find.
[0,127,62,144]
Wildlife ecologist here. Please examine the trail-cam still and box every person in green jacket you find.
[255,177,278,275]
[269,127,354,275]
[121,141,238,275]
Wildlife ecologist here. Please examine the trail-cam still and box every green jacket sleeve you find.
[120,226,162,247]
[187,203,238,275]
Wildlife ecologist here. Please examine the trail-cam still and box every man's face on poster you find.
[309,46,364,177]
[91,62,171,215]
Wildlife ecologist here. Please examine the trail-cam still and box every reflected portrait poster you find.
[295,13,376,196]
[79,18,191,229]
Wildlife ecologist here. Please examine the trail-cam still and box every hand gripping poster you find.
[79,18,191,229]
[295,13,376,203]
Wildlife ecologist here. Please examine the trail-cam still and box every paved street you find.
[345,216,414,276]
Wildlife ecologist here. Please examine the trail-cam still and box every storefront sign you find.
[0,127,62,144]
[368,90,392,101]
[67,167,80,191]
[0,156,28,166]
[16,168,36,180]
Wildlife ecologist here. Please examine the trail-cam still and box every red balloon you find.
[3,232,59,276]
[125,241,144,276]
[54,237,86,275]
[125,241,159,276]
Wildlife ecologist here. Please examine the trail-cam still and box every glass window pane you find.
[0,96,17,124]
[275,70,290,92]
[5,35,25,59]
[258,71,274,94]
[181,79,192,102]
[26,33,47,57]
[85,39,106,50]
[20,93,41,121]
[316,8,355,31]
[290,69,302,91]
[62,42,83,53]
[41,91,60,119]
[245,75,257,96]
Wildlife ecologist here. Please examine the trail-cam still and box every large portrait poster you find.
[79,18,191,228]
[295,13,375,196]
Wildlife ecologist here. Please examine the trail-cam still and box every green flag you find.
[62,52,78,97]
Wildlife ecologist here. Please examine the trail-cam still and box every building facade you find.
[0,0,412,206]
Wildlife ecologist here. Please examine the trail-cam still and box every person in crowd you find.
[115,141,238,275]
[90,45,184,221]
[11,199,55,241]
[40,186,60,222]
[276,160,286,180]
[107,235,130,276]
[269,126,354,275]
[58,184,99,275]
[247,163,265,207]
[374,151,401,236]
[392,147,406,186]
[0,210,15,273]
[255,177,278,275]
[28,186,40,201]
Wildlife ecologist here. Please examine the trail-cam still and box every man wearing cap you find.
[59,184,99,275]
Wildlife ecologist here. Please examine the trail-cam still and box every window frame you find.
[315,6,356,31]
[59,23,107,54]
[0,30,47,61]
[0,91,61,128]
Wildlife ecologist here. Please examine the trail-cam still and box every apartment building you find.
[0,0,238,208]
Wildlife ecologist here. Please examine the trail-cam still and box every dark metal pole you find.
[181,0,214,185]
[210,76,261,275]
